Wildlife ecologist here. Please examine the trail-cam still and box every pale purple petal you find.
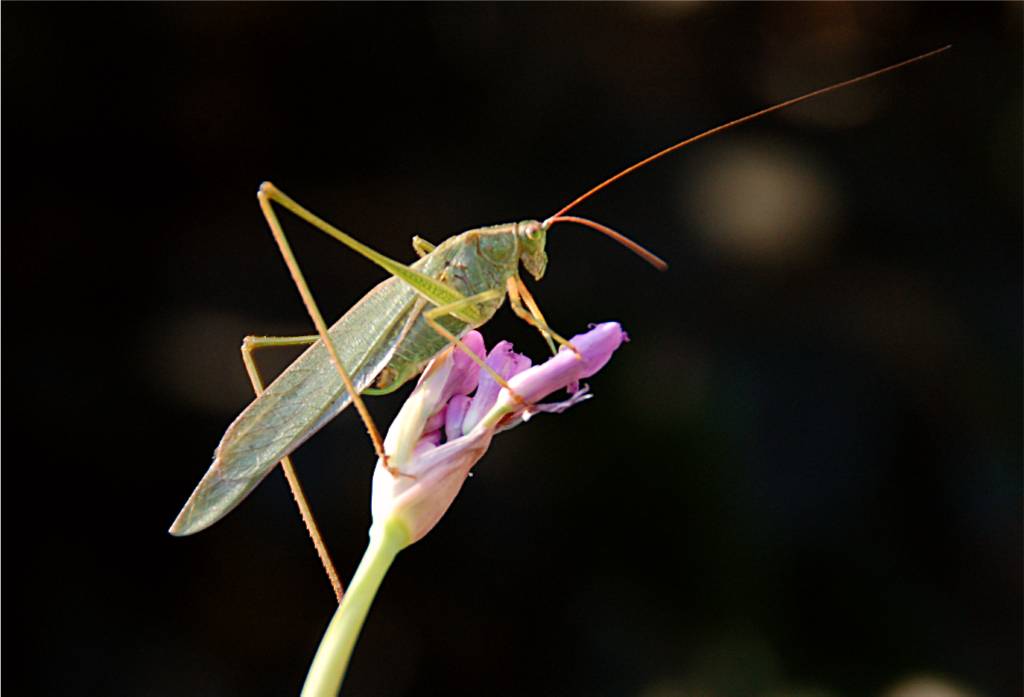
[413,429,442,457]
[462,341,532,433]
[423,404,447,434]
[439,331,486,404]
[510,350,533,378]
[444,394,471,441]
[576,322,627,378]
[505,322,625,404]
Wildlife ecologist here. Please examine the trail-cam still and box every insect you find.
[170,46,949,540]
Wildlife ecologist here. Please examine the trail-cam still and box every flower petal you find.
[504,322,625,405]
[372,322,627,546]
[576,322,628,378]
[372,427,495,543]
[423,404,447,434]
[440,331,486,404]
[444,394,471,441]
[462,341,532,433]
[413,430,442,456]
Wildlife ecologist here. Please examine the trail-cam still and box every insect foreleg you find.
[507,277,579,357]
[421,289,529,406]
[412,236,435,258]
[241,334,343,603]
[257,186,390,469]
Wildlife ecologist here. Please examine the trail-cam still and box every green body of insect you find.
[170,219,549,536]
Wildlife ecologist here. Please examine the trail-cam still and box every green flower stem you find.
[301,518,410,697]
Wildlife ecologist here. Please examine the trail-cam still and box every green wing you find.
[170,275,419,536]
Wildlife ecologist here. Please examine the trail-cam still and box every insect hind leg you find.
[256,186,390,470]
[241,334,343,603]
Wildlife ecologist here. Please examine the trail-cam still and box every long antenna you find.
[547,45,951,221]
[547,215,668,270]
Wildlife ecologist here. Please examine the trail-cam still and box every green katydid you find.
[169,46,949,546]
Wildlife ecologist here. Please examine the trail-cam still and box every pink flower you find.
[371,322,627,545]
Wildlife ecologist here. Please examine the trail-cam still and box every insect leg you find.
[257,188,391,469]
[412,236,436,258]
[507,277,580,357]
[260,183,466,312]
[506,278,556,354]
[422,289,530,406]
[241,334,343,603]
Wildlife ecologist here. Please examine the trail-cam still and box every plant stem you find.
[301,519,409,697]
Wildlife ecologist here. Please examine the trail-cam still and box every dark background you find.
[4,3,1021,696]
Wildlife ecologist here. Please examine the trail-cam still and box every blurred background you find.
[4,3,1021,696]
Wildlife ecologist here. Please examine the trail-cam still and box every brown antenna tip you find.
[545,215,668,271]
[548,45,952,221]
